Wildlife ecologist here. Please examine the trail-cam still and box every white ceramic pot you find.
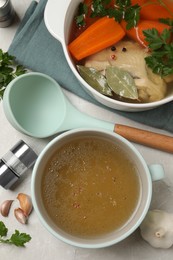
[44,0,173,112]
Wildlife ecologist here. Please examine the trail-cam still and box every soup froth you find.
[41,136,140,238]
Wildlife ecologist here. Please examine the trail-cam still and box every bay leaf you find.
[77,65,113,96]
[105,66,138,100]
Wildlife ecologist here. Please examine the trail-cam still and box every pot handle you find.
[148,164,164,181]
[44,0,71,42]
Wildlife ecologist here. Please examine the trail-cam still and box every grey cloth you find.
[8,0,173,133]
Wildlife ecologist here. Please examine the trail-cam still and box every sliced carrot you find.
[68,16,125,61]
[131,0,173,20]
[70,0,99,42]
[131,0,146,5]
[163,0,173,12]
[71,1,116,41]
[121,19,170,48]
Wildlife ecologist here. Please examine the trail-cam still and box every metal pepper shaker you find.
[0,0,15,28]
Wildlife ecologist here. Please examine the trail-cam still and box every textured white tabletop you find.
[0,1,173,259]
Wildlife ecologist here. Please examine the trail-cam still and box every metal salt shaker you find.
[0,0,15,28]
[0,140,37,189]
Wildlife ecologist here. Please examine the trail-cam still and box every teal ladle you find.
[3,72,173,153]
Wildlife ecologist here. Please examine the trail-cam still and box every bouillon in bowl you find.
[31,128,164,248]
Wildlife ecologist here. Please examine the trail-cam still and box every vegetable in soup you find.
[68,0,173,103]
[41,136,140,238]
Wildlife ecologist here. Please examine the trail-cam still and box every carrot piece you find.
[131,0,173,20]
[70,1,116,41]
[121,19,170,48]
[68,17,125,61]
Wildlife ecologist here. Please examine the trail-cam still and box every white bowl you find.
[44,0,173,112]
[31,128,164,248]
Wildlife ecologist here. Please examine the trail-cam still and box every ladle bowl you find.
[3,72,173,154]
[3,72,113,138]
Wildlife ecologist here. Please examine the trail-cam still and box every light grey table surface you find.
[0,1,173,259]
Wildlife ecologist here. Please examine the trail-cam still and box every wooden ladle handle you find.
[114,124,173,153]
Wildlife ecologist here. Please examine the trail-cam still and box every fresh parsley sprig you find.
[143,26,173,77]
[123,3,140,29]
[91,0,112,17]
[75,0,141,29]
[76,2,88,26]
[0,221,31,247]
[0,49,27,100]
[159,18,173,27]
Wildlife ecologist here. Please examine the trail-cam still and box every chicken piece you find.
[84,40,167,102]
[164,74,173,83]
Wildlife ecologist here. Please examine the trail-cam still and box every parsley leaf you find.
[0,49,27,100]
[10,230,31,247]
[91,0,112,17]
[106,8,122,22]
[0,221,8,237]
[0,221,31,247]
[159,18,173,27]
[75,2,88,26]
[143,28,166,50]
[143,27,173,77]
[124,4,141,29]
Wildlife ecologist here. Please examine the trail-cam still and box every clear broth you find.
[41,136,140,238]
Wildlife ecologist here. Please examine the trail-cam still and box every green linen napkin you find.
[8,0,173,133]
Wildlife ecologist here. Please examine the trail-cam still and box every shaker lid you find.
[0,0,6,8]
[0,159,19,189]
[0,0,12,17]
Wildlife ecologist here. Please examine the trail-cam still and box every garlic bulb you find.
[140,210,173,249]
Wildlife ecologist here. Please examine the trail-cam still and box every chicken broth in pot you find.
[41,135,141,238]
[68,0,173,104]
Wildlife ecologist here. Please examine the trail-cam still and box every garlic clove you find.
[17,193,32,217]
[0,200,13,217]
[14,208,27,224]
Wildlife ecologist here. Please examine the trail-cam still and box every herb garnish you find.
[76,2,88,26]
[0,49,27,100]
[0,221,31,247]
[143,25,173,77]
[159,17,173,27]
[91,0,113,18]
[76,0,141,29]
